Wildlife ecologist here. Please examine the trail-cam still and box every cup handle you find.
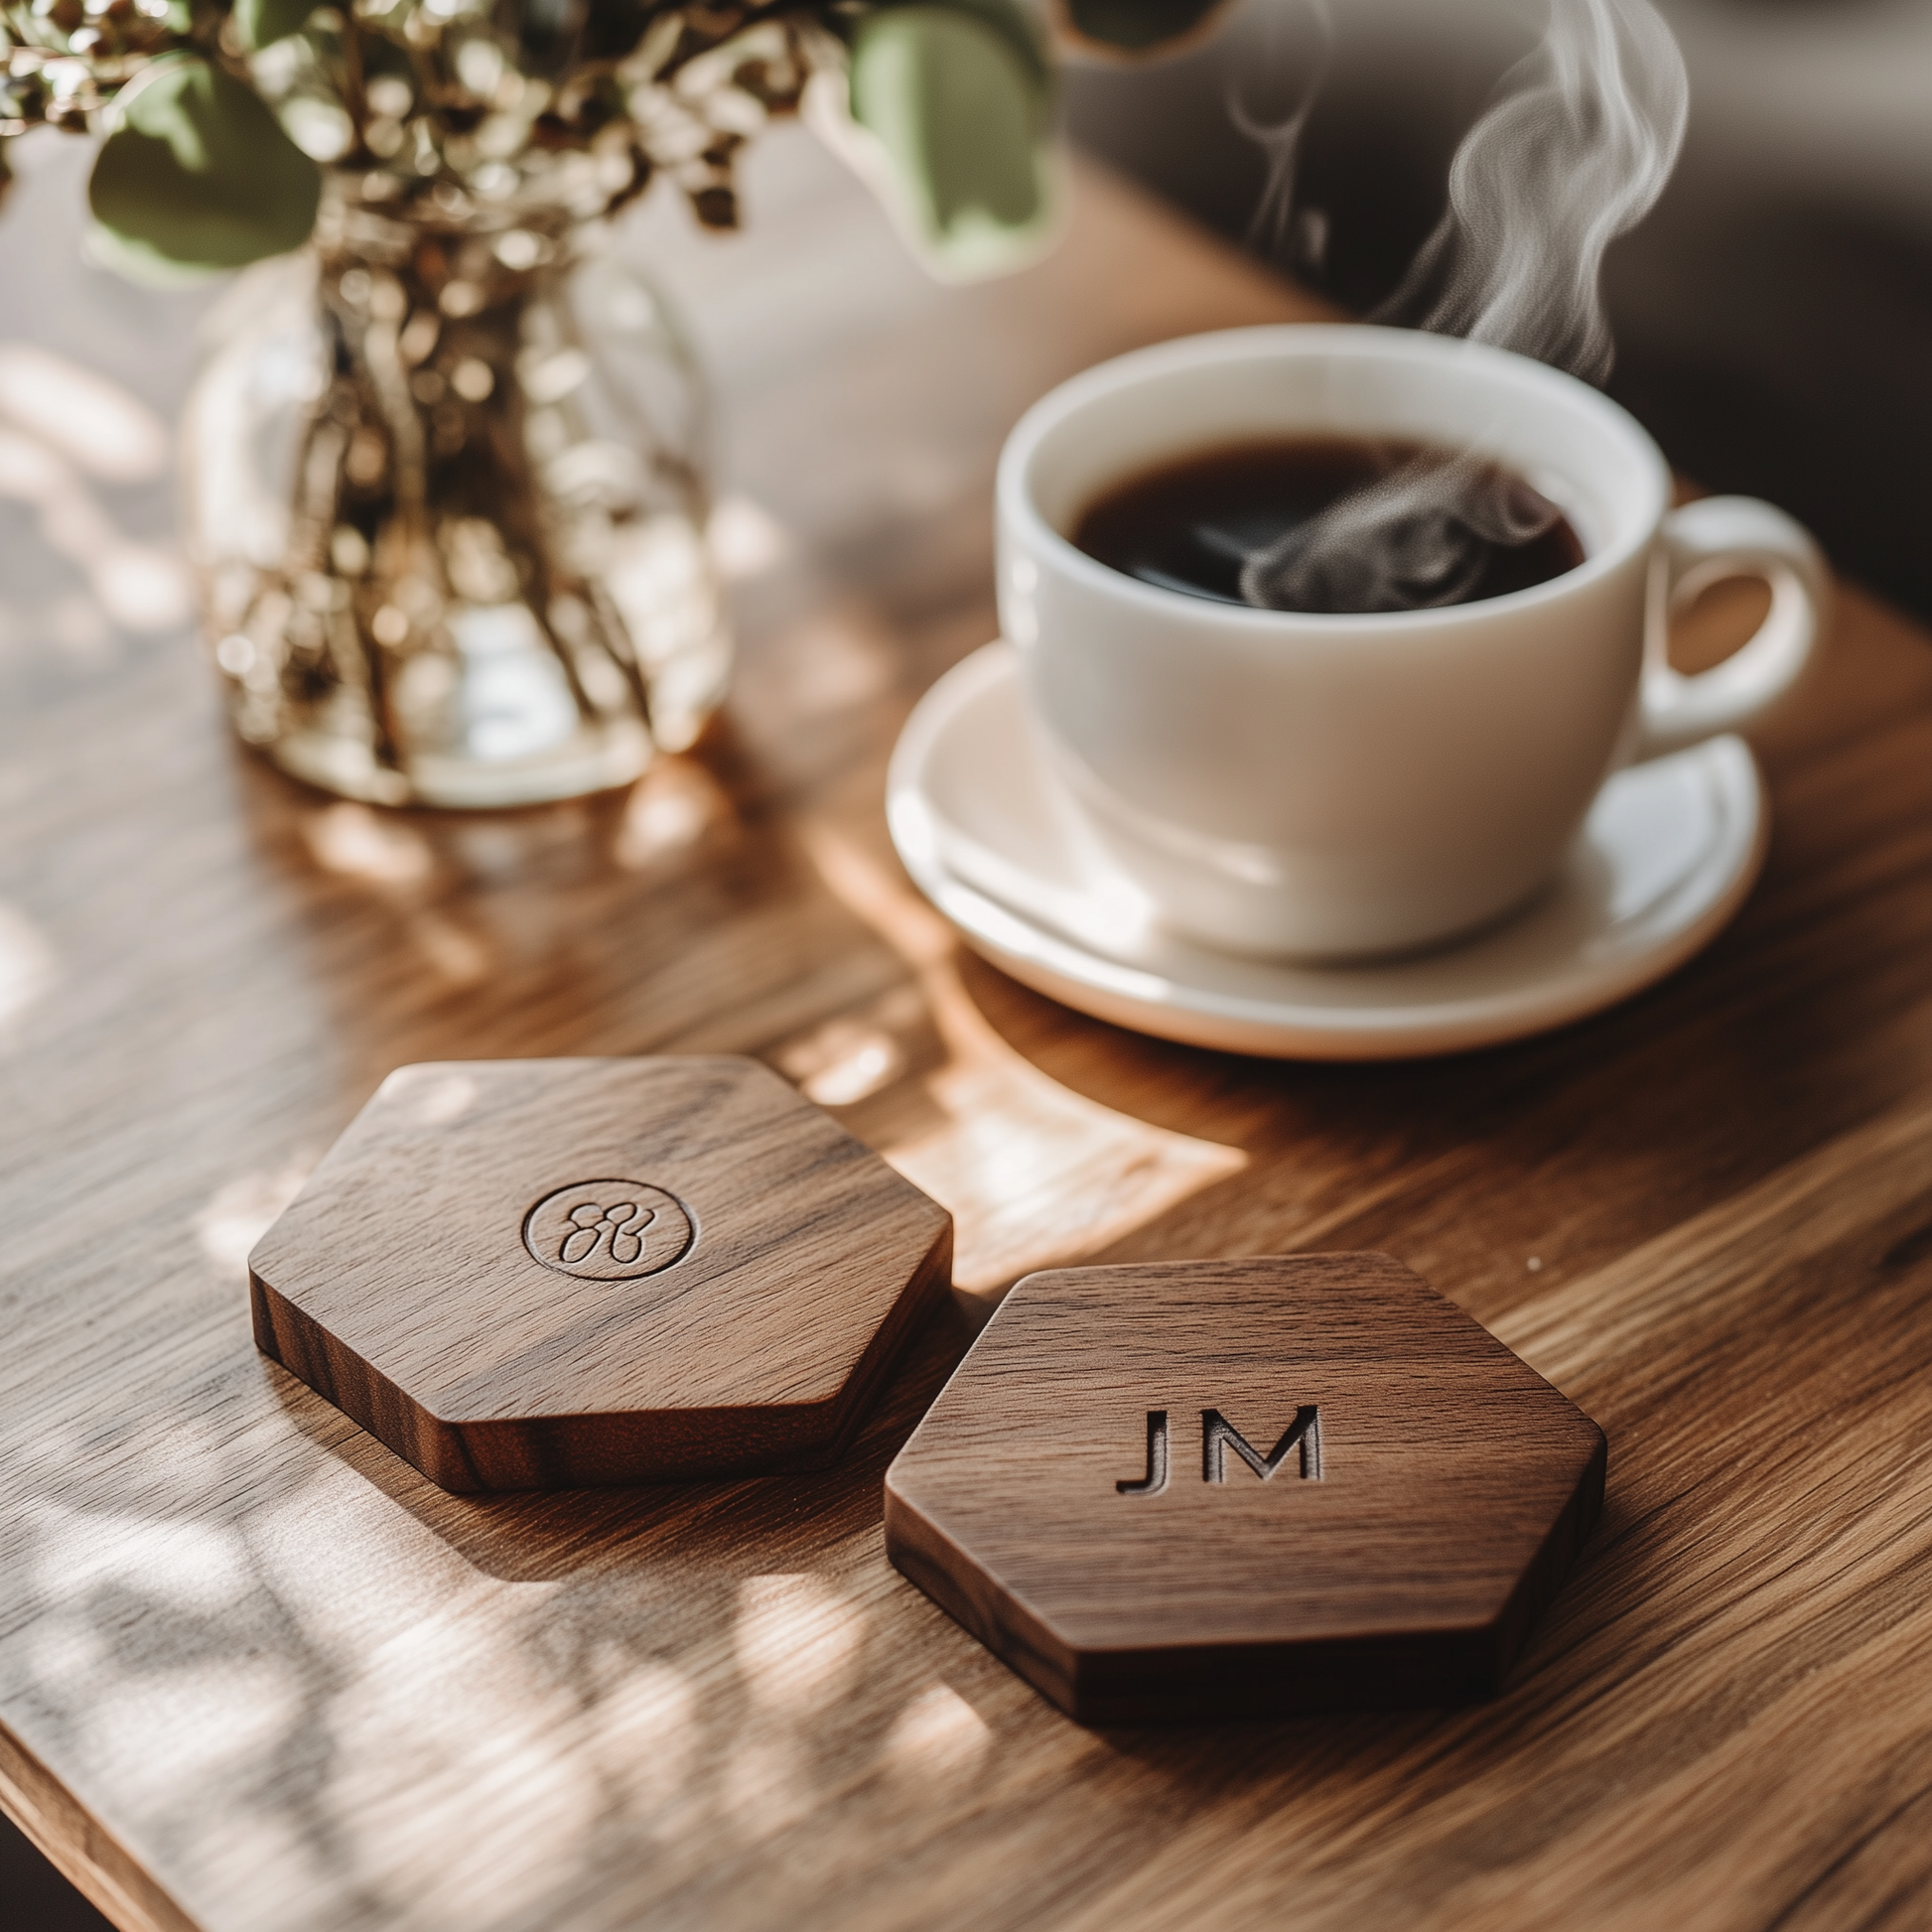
[1634,495,1831,760]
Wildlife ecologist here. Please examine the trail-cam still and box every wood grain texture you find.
[5,122,1932,1932]
[248,1056,952,1490]
[886,1253,1604,1723]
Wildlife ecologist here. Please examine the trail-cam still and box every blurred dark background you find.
[2,1810,113,1931]
[1066,0,1932,621]
[7,1,1927,1924]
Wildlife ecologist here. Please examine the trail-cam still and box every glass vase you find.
[182,181,729,808]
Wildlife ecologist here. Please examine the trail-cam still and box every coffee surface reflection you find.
[1072,436,1585,616]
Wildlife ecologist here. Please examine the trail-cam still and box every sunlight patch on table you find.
[881,1683,990,1784]
[404,910,492,984]
[0,899,55,1038]
[326,1609,606,1925]
[584,1659,702,1826]
[34,1508,253,1616]
[0,344,168,482]
[720,1735,815,1842]
[614,756,737,869]
[306,801,436,885]
[708,492,794,580]
[79,1657,305,1810]
[0,349,192,635]
[735,1573,868,1716]
[194,1155,316,1277]
[777,1013,907,1106]
[801,821,1247,1296]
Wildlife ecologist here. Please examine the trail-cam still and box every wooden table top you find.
[5,121,1932,1932]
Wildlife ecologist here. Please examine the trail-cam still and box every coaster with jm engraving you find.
[249,1056,952,1492]
[885,1253,1605,1724]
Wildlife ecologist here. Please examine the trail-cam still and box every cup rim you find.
[998,323,1673,635]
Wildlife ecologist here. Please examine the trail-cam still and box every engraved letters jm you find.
[523,1178,697,1282]
[1117,1407,1323,1496]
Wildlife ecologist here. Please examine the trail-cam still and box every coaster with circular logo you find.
[522,1180,696,1281]
[885,1253,1605,1724]
[248,1056,952,1492]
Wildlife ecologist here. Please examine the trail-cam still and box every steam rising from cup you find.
[1233,0,1333,270]
[1239,450,1572,614]
[1379,0,1688,385]
[1235,0,1690,616]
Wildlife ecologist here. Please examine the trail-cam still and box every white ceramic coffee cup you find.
[996,325,1828,960]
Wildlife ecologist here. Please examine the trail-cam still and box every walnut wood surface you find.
[886,1253,1605,1723]
[248,1056,952,1490]
[6,124,1932,1932]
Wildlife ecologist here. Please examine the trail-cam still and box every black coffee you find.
[1071,436,1585,615]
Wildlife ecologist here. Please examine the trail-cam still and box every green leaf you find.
[848,1,1054,279]
[88,55,322,275]
[233,0,317,50]
[883,0,1050,85]
[1055,0,1227,55]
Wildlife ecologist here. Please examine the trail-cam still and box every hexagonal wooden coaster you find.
[885,1253,1604,1725]
[249,1056,952,1492]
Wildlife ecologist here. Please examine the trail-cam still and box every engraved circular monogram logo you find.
[522,1179,696,1282]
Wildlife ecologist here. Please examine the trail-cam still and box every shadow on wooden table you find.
[258,1300,980,1587]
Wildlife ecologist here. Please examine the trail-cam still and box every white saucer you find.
[887,642,1768,1060]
